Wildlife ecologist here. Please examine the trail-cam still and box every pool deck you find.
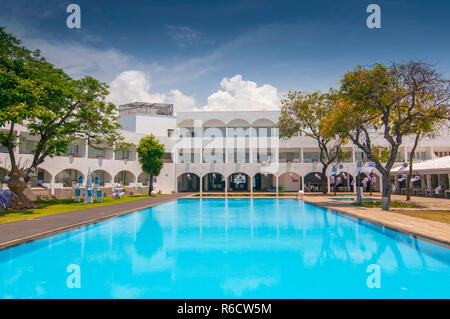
[0,193,192,251]
[302,193,450,247]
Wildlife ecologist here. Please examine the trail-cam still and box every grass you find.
[0,194,165,224]
[388,210,450,225]
[352,200,424,209]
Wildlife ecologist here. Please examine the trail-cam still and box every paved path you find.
[303,194,450,246]
[0,193,192,250]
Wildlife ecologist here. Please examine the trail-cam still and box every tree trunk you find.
[381,173,391,211]
[334,172,337,196]
[148,174,154,196]
[406,134,420,201]
[6,168,37,209]
[321,166,328,194]
[356,171,362,204]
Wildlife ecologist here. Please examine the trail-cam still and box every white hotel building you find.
[1,102,450,198]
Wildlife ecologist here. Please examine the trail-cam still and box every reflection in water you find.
[0,198,449,298]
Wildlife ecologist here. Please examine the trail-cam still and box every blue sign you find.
[75,189,81,196]
[78,176,83,184]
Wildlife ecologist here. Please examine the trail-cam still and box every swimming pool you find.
[0,198,449,298]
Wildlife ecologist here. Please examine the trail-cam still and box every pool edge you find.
[304,199,450,249]
[0,194,192,252]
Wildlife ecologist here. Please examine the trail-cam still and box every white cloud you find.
[202,74,281,111]
[166,89,197,111]
[107,70,197,113]
[107,72,281,113]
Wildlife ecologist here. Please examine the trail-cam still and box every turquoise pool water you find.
[0,198,449,298]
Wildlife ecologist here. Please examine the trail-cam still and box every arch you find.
[137,172,150,186]
[202,172,225,192]
[278,172,302,192]
[253,172,277,192]
[114,170,136,186]
[228,172,250,192]
[177,119,196,127]
[55,169,83,187]
[227,119,251,127]
[177,172,200,192]
[353,172,381,192]
[30,168,52,188]
[92,170,112,186]
[203,119,226,128]
[304,172,324,192]
[329,171,353,193]
[252,118,275,127]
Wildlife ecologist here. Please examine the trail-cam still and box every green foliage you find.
[0,26,123,173]
[352,200,423,209]
[324,61,449,207]
[278,90,347,166]
[137,135,165,178]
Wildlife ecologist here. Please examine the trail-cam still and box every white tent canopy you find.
[391,156,450,174]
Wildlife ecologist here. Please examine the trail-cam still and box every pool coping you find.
[303,199,450,249]
[0,193,192,251]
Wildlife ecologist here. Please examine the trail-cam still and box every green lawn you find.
[0,195,163,224]
[352,200,424,209]
[390,210,450,225]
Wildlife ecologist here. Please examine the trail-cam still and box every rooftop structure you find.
[119,102,174,116]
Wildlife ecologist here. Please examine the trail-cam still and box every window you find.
[65,144,79,156]
[168,129,174,137]
[180,127,196,138]
[407,151,428,161]
[303,152,320,163]
[254,127,272,137]
[279,152,300,163]
[435,151,449,158]
[88,145,106,159]
[115,149,130,160]
[228,127,250,137]
[355,152,366,162]
[163,152,173,163]
[19,140,38,154]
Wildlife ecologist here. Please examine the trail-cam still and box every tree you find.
[395,61,450,201]
[326,62,449,210]
[0,27,122,208]
[136,135,165,196]
[278,90,347,194]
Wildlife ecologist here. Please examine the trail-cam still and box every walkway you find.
[303,194,450,246]
[0,193,192,250]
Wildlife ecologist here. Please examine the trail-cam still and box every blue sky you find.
[1,0,449,111]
